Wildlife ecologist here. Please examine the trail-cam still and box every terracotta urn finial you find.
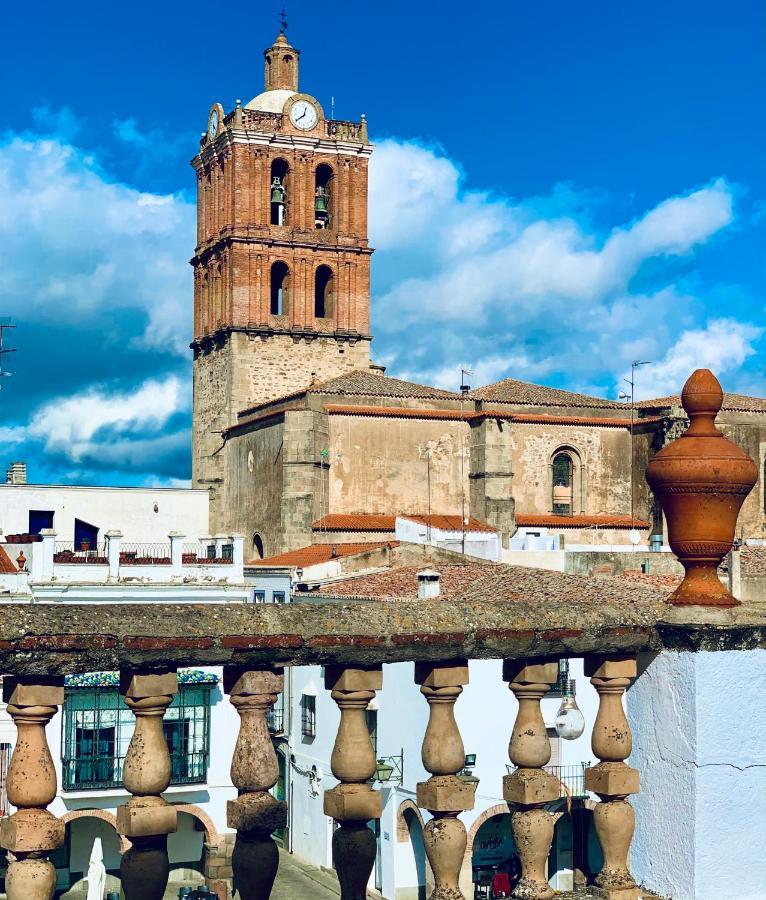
[646,369,757,607]
[15,550,26,571]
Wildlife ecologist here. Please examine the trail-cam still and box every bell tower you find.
[190,30,374,520]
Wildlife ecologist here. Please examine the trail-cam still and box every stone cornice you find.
[191,325,372,353]
[191,233,373,263]
[0,600,763,674]
[191,129,373,170]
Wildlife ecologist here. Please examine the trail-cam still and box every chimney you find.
[6,462,27,485]
[417,568,441,599]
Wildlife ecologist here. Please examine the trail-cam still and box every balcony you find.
[0,370,761,899]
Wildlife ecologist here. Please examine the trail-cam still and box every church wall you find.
[224,417,285,561]
[230,331,371,412]
[718,422,766,539]
[328,415,470,516]
[508,423,632,518]
[192,342,232,527]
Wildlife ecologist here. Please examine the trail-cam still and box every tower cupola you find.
[264,33,299,92]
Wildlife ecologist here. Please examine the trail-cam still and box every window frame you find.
[301,694,316,739]
[61,682,213,791]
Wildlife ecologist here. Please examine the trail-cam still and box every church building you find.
[190,30,766,560]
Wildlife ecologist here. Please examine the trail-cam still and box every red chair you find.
[491,871,511,898]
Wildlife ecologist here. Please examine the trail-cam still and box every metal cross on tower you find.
[279,3,288,34]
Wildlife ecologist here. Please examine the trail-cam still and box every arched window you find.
[253,533,264,560]
[283,54,293,81]
[270,261,290,316]
[552,453,574,515]
[314,265,334,319]
[270,159,289,226]
[314,164,334,229]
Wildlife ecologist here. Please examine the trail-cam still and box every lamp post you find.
[620,361,652,541]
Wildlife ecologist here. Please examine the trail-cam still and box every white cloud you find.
[0,134,194,354]
[367,140,748,394]
[625,320,764,401]
[8,375,188,464]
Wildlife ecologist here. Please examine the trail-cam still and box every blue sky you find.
[0,0,764,486]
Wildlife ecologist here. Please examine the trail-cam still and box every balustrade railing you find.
[54,541,108,563]
[119,543,172,565]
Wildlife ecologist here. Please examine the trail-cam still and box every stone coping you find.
[0,600,764,676]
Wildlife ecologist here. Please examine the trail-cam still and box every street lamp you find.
[623,361,652,540]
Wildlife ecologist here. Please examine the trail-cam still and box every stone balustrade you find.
[0,646,653,900]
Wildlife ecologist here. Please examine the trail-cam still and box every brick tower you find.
[190,30,373,513]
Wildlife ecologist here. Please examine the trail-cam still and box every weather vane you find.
[279,3,288,35]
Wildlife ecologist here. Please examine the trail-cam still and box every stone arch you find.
[460,802,511,890]
[396,798,426,843]
[550,444,585,515]
[61,808,130,854]
[173,803,219,845]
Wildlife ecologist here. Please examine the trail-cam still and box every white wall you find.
[0,484,209,543]
[287,657,599,898]
[628,649,766,900]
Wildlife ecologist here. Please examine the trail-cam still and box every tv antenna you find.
[279,3,288,35]
[0,319,17,389]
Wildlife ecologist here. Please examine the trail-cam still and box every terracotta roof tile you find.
[309,370,462,401]
[326,405,469,421]
[250,542,398,567]
[637,391,766,414]
[515,514,650,529]
[313,514,396,532]
[311,513,497,533]
[740,547,766,575]
[0,545,19,574]
[306,563,669,606]
[469,377,623,410]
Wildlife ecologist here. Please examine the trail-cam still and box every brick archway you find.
[61,808,130,854]
[174,803,220,845]
[460,803,511,891]
[396,799,426,843]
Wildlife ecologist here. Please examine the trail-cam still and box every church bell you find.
[271,177,286,205]
[314,186,329,228]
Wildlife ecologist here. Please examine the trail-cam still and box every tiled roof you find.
[311,513,496,533]
[740,547,766,575]
[403,514,497,534]
[250,542,398,567]
[325,405,660,430]
[637,391,766,413]
[308,563,669,606]
[0,545,18,574]
[326,405,469,421]
[313,514,396,532]
[309,370,462,401]
[469,377,623,410]
[515,514,650,529]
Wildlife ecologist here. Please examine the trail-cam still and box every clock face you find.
[208,108,219,141]
[290,100,318,130]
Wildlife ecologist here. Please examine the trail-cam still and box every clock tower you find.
[190,31,374,517]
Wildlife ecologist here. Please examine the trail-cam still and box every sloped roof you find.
[637,391,766,414]
[307,563,669,606]
[309,370,461,401]
[469,377,623,409]
[0,545,18,574]
[515,514,650,530]
[312,513,497,533]
[250,542,397,567]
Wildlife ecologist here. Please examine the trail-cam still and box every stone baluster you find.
[415,660,473,900]
[503,659,560,900]
[224,667,287,900]
[584,656,640,900]
[117,671,178,900]
[0,679,65,900]
[323,665,383,900]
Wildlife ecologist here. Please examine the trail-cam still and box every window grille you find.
[301,695,316,738]
[547,659,570,697]
[61,684,212,791]
[273,591,286,604]
[253,590,266,603]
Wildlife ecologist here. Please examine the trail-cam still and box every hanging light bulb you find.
[555,679,585,740]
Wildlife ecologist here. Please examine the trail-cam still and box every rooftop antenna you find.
[0,318,17,389]
[279,3,288,35]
